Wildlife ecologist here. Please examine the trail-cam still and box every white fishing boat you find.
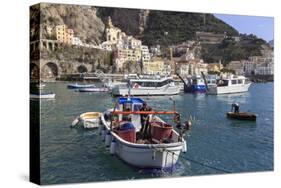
[111,76,180,96]
[100,97,190,168]
[30,93,56,99]
[207,75,251,95]
[71,112,102,128]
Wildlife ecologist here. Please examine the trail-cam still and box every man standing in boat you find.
[140,102,152,139]
[231,103,240,114]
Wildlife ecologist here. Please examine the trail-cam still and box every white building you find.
[141,45,151,63]
[72,37,83,46]
[255,62,274,75]
[101,41,113,51]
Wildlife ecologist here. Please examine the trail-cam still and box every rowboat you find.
[71,112,102,128]
[78,87,110,92]
[100,97,189,169]
[226,112,257,121]
[30,93,55,99]
[67,83,96,89]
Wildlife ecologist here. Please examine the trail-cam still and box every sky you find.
[214,14,274,42]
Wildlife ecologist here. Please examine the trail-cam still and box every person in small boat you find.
[140,102,152,139]
[231,103,240,114]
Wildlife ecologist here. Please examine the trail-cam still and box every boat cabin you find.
[109,97,178,144]
[129,77,175,88]
[217,76,250,87]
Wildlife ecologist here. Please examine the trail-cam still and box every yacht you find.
[207,75,251,95]
[111,76,180,96]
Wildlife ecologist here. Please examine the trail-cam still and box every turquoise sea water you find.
[33,82,273,184]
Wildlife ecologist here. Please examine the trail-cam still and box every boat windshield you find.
[217,79,229,86]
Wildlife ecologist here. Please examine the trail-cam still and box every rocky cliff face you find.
[39,3,105,45]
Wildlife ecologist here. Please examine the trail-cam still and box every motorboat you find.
[100,97,189,168]
[30,93,55,99]
[207,75,251,95]
[111,76,180,96]
[226,112,257,121]
[67,83,96,89]
[71,112,102,128]
[78,87,110,92]
[184,75,206,93]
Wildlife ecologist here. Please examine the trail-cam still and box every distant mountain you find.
[269,40,274,48]
[97,8,239,46]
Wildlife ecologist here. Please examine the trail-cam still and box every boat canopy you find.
[118,97,145,104]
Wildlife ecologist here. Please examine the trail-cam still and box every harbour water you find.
[33,82,273,184]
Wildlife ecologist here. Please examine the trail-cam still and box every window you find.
[231,80,237,85]
[238,79,243,84]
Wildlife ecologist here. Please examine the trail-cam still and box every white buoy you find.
[182,140,187,153]
[71,117,80,127]
[98,123,103,135]
[110,139,116,155]
[101,128,106,141]
[105,132,112,147]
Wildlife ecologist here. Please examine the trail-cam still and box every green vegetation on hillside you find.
[201,34,266,64]
[142,11,239,46]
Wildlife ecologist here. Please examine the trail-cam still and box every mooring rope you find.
[165,150,232,173]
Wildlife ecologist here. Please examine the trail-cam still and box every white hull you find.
[207,83,251,95]
[101,112,185,168]
[72,112,101,128]
[30,93,55,99]
[112,85,180,96]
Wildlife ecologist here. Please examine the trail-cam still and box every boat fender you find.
[110,139,116,155]
[101,128,106,141]
[182,140,187,153]
[105,132,112,147]
[152,150,156,160]
[71,117,80,127]
[98,122,103,135]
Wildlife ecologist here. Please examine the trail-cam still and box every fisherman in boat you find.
[231,103,240,114]
[140,102,152,139]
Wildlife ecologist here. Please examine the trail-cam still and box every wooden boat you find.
[226,112,257,121]
[100,97,188,169]
[72,112,102,128]
[30,93,55,99]
[67,83,96,89]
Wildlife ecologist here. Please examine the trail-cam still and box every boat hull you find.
[30,93,55,99]
[101,112,185,168]
[112,85,180,96]
[67,84,96,89]
[226,112,257,121]
[207,83,251,95]
[78,87,109,92]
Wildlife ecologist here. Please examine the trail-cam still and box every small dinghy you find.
[71,112,102,128]
[226,112,257,121]
[30,93,55,99]
[67,83,96,89]
[78,87,110,92]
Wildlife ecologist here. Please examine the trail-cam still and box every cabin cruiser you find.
[111,76,180,96]
[207,75,251,95]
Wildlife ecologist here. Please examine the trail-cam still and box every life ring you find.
[133,83,139,89]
